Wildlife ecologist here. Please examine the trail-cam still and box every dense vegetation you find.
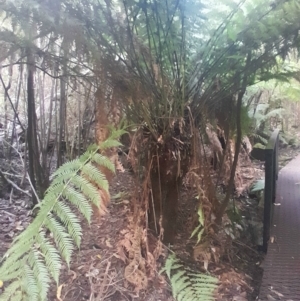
[0,0,300,300]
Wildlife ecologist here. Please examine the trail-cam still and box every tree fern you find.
[0,130,125,301]
[161,254,218,301]
[249,103,284,130]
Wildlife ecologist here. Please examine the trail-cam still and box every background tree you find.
[1,0,300,239]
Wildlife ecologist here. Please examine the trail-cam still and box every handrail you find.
[263,129,280,252]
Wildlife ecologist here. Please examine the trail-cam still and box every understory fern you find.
[0,130,125,301]
[161,254,218,301]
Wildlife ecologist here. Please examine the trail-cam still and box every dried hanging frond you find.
[205,124,224,164]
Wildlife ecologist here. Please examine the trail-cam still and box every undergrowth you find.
[0,130,125,301]
[161,254,218,301]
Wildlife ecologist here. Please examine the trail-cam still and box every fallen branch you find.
[3,140,40,202]
[0,168,31,197]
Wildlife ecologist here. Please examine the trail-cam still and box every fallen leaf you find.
[86,268,99,278]
[204,259,208,271]
[15,225,24,231]
[106,240,113,248]
[68,270,77,281]
[0,280,3,288]
[270,288,284,297]
[56,284,64,301]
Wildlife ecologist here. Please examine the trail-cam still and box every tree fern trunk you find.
[149,147,186,244]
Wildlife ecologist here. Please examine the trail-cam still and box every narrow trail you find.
[259,154,300,300]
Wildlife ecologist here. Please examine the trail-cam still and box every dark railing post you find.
[263,129,280,253]
[263,149,273,252]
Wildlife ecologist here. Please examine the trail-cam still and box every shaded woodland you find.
[0,0,300,300]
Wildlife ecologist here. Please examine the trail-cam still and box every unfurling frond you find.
[0,133,122,301]
[161,254,218,301]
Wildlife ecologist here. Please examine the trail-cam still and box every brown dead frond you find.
[117,196,164,293]
[117,214,148,292]
[222,139,245,195]
[117,223,148,291]
[206,123,224,158]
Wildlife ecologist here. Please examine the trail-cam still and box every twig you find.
[1,171,23,178]
[9,188,14,204]
[95,261,111,301]
[233,240,258,254]
[0,168,9,185]
[3,140,40,202]
[150,188,158,233]
[172,136,184,144]
[0,74,25,132]
[0,168,31,196]
[2,210,16,217]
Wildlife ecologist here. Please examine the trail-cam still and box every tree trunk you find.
[26,48,38,205]
[148,148,186,244]
[27,47,48,204]
[216,52,251,223]
[57,39,68,167]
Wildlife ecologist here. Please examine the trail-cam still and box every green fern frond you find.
[50,160,82,180]
[92,153,115,172]
[62,184,94,220]
[81,163,109,191]
[252,133,268,145]
[36,233,61,284]
[23,265,39,301]
[52,202,82,247]
[0,281,22,301]
[28,250,51,300]
[70,175,99,209]
[250,179,265,192]
[162,254,218,301]
[0,132,123,301]
[99,139,122,150]
[0,259,24,282]
[106,128,128,140]
[44,215,74,264]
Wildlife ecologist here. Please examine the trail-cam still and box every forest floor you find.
[0,143,300,301]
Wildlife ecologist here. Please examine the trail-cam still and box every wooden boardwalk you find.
[259,154,300,300]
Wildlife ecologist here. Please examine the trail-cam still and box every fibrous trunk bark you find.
[148,149,186,244]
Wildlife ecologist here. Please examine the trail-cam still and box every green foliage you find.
[228,104,253,138]
[253,135,268,146]
[190,205,205,244]
[161,254,218,301]
[253,142,266,149]
[249,103,284,130]
[0,130,125,301]
[251,179,265,193]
